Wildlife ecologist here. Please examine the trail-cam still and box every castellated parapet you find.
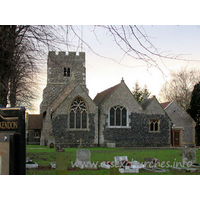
[40,51,87,114]
[47,51,86,84]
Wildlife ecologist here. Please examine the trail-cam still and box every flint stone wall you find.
[52,114,96,147]
[103,113,170,147]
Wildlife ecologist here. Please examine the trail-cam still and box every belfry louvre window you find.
[64,68,67,76]
[67,68,70,77]
[69,97,88,129]
[64,67,70,77]
[110,106,127,127]
[149,119,160,132]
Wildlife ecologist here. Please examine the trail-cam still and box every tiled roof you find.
[160,101,171,109]
[27,114,43,130]
[93,83,120,105]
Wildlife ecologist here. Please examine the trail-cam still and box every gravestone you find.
[114,156,142,173]
[75,149,96,169]
[76,149,91,163]
[182,148,196,166]
[107,143,116,148]
[56,155,68,175]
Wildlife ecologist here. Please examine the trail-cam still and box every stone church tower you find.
[40,51,98,147]
[40,51,87,114]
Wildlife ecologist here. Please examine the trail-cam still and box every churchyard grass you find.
[26,145,200,175]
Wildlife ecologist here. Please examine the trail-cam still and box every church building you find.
[40,51,171,147]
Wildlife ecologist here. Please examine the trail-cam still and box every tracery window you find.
[149,119,160,132]
[109,106,127,127]
[69,97,88,129]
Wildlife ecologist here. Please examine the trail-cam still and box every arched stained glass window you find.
[109,106,127,127]
[69,97,88,129]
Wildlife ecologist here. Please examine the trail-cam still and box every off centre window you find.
[109,105,127,127]
[149,119,160,132]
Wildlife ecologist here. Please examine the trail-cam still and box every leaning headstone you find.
[56,155,68,175]
[182,148,196,166]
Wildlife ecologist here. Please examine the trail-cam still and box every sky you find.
[85,25,200,97]
[33,25,200,113]
[4,1,199,114]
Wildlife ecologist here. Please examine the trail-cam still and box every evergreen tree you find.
[132,82,151,103]
[188,82,200,145]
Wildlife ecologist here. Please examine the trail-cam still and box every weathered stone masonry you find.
[52,114,96,147]
[103,113,170,147]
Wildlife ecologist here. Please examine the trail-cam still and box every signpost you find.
[0,152,1,174]
[0,107,26,175]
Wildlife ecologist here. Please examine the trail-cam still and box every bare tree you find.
[1,25,198,110]
[0,25,67,108]
[68,25,190,69]
[9,42,40,110]
[0,25,16,107]
[159,67,200,111]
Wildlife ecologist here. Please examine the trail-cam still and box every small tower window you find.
[64,67,70,77]
[67,68,70,77]
[64,68,67,76]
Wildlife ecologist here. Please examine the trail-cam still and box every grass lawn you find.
[26,145,200,175]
